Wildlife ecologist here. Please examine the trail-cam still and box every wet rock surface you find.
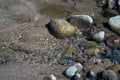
[0,0,120,80]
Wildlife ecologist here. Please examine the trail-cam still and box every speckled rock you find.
[68,15,93,30]
[108,64,120,80]
[85,48,100,56]
[102,70,118,80]
[101,58,112,68]
[106,35,120,47]
[109,16,120,35]
[48,19,76,38]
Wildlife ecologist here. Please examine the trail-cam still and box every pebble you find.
[109,15,120,35]
[89,65,104,75]
[92,31,105,42]
[103,9,119,18]
[89,70,96,77]
[50,74,57,80]
[73,63,83,71]
[93,14,106,25]
[108,0,115,9]
[43,74,56,80]
[78,41,98,48]
[64,63,83,78]
[108,64,120,79]
[106,35,120,47]
[64,66,77,78]
[102,70,118,80]
[96,0,106,7]
[75,72,83,80]
[85,48,100,55]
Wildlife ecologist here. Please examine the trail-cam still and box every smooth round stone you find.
[65,66,77,78]
[50,74,56,80]
[75,73,82,80]
[68,15,93,30]
[49,19,76,38]
[89,70,96,77]
[109,16,120,35]
[92,31,105,42]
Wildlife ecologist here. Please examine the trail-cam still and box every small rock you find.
[109,15,120,35]
[43,74,56,80]
[101,58,112,68]
[48,19,76,38]
[64,63,83,78]
[103,9,119,18]
[50,74,57,80]
[108,0,116,9]
[73,63,83,71]
[89,65,104,75]
[89,70,96,78]
[96,0,106,7]
[64,66,77,78]
[75,72,82,80]
[68,15,93,30]
[102,70,118,80]
[78,41,98,48]
[106,35,120,47]
[85,48,100,56]
[92,31,105,42]
[108,64,120,79]
[93,14,107,25]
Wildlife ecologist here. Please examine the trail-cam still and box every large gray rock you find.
[109,15,120,35]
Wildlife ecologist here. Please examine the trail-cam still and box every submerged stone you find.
[65,66,77,78]
[106,35,120,47]
[102,70,118,80]
[68,15,93,30]
[48,19,76,38]
[92,31,105,42]
[103,9,119,18]
[64,63,83,79]
[93,14,107,25]
[78,41,98,48]
[109,15,120,35]
[108,64,120,79]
